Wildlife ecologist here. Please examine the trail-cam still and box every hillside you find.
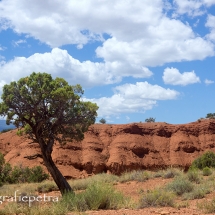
[0,119,215,179]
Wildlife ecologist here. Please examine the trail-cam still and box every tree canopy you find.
[0,72,98,194]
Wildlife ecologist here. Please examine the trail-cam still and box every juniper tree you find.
[0,72,98,195]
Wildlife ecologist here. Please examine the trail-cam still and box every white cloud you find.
[0,0,213,68]
[86,82,179,117]
[173,0,215,17]
[0,48,152,88]
[206,15,215,42]
[163,67,201,86]
[12,39,26,47]
[205,79,214,85]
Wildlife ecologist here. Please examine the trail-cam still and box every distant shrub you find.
[187,170,201,184]
[119,170,151,183]
[139,189,175,208]
[99,118,106,124]
[0,152,48,184]
[37,182,58,193]
[166,176,194,196]
[206,113,215,119]
[145,117,155,123]
[61,182,128,211]
[202,167,212,176]
[190,151,215,170]
[198,198,215,213]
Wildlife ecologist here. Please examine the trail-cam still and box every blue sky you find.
[0,0,215,124]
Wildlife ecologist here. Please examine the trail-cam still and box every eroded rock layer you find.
[0,119,215,178]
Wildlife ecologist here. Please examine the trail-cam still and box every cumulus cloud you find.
[163,67,201,86]
[206,15,215,42]
[0,0,214,67]
[0,48,153,88]
[86,82,179,117]
[205,79,214,85]
[173,0,215,17]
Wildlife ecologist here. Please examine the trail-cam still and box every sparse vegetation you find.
[165,176,194,195]
[0,167,215,213]
[145,117,156,122]
[139,188,175,208]
[190,151,215,170]
[0,152,48,185]
[202,166,212,176]
[206,113,215,119]
[99,118,106,124]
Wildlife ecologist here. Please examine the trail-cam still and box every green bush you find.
[0,152,48,184]
[37,182,58,193]
[187,170,201,184]
[119,170,151,182]
[166,176,194,195]
[198,198,215,213]
[202,167,212,176]
[139,189,175,208]
[163,168,181,179]
[60,182,128,211]
[190,151,215,170]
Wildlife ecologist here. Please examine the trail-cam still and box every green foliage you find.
[9,165,49,184]
[198,198,215,213]
[139,189,175,208]
[202,167,212,176]
[119,170,151,183]
[0,72,98,194]
[99,118,106,124]
[166,176,194,196]
[60,182,128,211]
[206,113,215,119]
[190,151,215,170]
[0,152,48,185]
[37,182,58,193]
[187,170,201,184]
[145,117,155,122]
[0,72,98,143]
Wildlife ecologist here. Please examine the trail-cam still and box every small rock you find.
[160,211,170,215]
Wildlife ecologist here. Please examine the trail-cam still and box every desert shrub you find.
[99,118,106,124]
[37,182,58,193]
[119,170,151,182]
[0,201,68,215]
[182,186,207,200]
[163,168,182,179]
[83,182,126,210]
[166,176,194,195]
[186,170,201,184]
[61,182,128,211]
[139,189,175,208]
[190,151,215,170]
[8,165,49,184]
[202,167,212,176]
[197,198,215,213]
[0,152,48,185]
[145,117,155,122]
[69,173,119,191]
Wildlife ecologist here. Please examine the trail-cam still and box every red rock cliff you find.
[0,119,215,178]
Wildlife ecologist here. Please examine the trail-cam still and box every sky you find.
[0,0,215,124]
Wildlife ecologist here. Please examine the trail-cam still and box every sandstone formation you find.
[0,119,215,179]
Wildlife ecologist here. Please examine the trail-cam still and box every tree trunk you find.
[42,151,73,195]
[38,137,73,195]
